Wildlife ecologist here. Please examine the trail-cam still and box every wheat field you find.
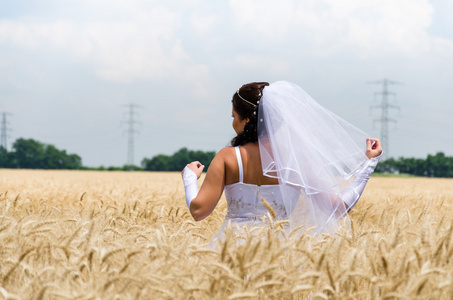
[0,169,452,299]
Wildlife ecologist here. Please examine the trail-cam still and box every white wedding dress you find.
[183,81,382,247]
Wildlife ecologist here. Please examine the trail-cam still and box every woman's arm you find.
[342,138,383,210]
[182,148,228,221]
[318,138,383,211]
[341,153,381,210]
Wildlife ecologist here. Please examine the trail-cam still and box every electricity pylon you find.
[1,112,12,150]
[369,78,401,159]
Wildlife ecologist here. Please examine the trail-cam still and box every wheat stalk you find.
[0,170,452,299]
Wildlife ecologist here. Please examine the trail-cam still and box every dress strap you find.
[234,146,244,183]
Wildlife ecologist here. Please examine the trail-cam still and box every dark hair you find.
[230,82,269,146]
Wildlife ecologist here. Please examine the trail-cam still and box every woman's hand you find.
[181,161,205,179]
[365,138,383,159]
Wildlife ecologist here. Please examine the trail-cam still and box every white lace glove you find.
[182,166,199,210]
[341,153,382,210]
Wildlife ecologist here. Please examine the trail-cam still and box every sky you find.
[1,0,452,167]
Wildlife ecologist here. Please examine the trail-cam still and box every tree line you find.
[1,138,452,177]
[375,152,453,177]
[0,138,216,172]
[141,148,216,171]
[0,138,82,169]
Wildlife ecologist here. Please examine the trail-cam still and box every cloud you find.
[228,0,444,58]
[0,6,213,97]
[232,54,289,74]
[190,13,218,36]
[229,0,295,40]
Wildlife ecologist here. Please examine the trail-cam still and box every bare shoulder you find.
[204,147,235,185]
[216,146,240,184]
[215,147,236,163]
[217,146,235,156]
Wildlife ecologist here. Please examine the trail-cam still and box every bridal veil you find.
[258,81,371,236]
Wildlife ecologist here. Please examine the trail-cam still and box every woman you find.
[182,81,382,241]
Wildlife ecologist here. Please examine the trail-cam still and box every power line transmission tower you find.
[1,112,12,150]
[368,78,401,159]
[124,104,142,169]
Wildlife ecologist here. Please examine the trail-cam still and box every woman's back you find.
[214,144,295,244]
[224,143,279,186]
[223,144,294,222]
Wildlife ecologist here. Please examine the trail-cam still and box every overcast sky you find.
[1,0,452,167]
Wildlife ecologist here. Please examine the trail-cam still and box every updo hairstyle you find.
[230,82,269,146]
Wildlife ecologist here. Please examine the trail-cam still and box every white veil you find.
[258,81,370,236]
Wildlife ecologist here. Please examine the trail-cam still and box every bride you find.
[182,81,382,241]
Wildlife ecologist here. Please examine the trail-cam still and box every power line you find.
[1,112,12,150]
[124,104,142,168]
[368,79,401,159]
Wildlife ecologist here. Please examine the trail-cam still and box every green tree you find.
[169,148,191,171]
[375,157,397,173]
[142,154,172,171]
[13,138,45,169]
[375,152,453,178]
[5,138,82,169]
[425,152,450,177]
[0,146,16,168]
[64,153,83,169]
[44,144,64,169]
[142,148,216,171]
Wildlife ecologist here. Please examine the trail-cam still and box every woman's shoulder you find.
[217,144,258,157]
[216,146,236,158]
[213,146,239,166]
[216,144,258,162]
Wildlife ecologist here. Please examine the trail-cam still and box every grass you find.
[0,170,452,299]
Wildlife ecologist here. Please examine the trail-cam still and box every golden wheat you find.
[0,169,452,299]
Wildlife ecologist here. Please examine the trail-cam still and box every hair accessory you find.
[237,89,257,107]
